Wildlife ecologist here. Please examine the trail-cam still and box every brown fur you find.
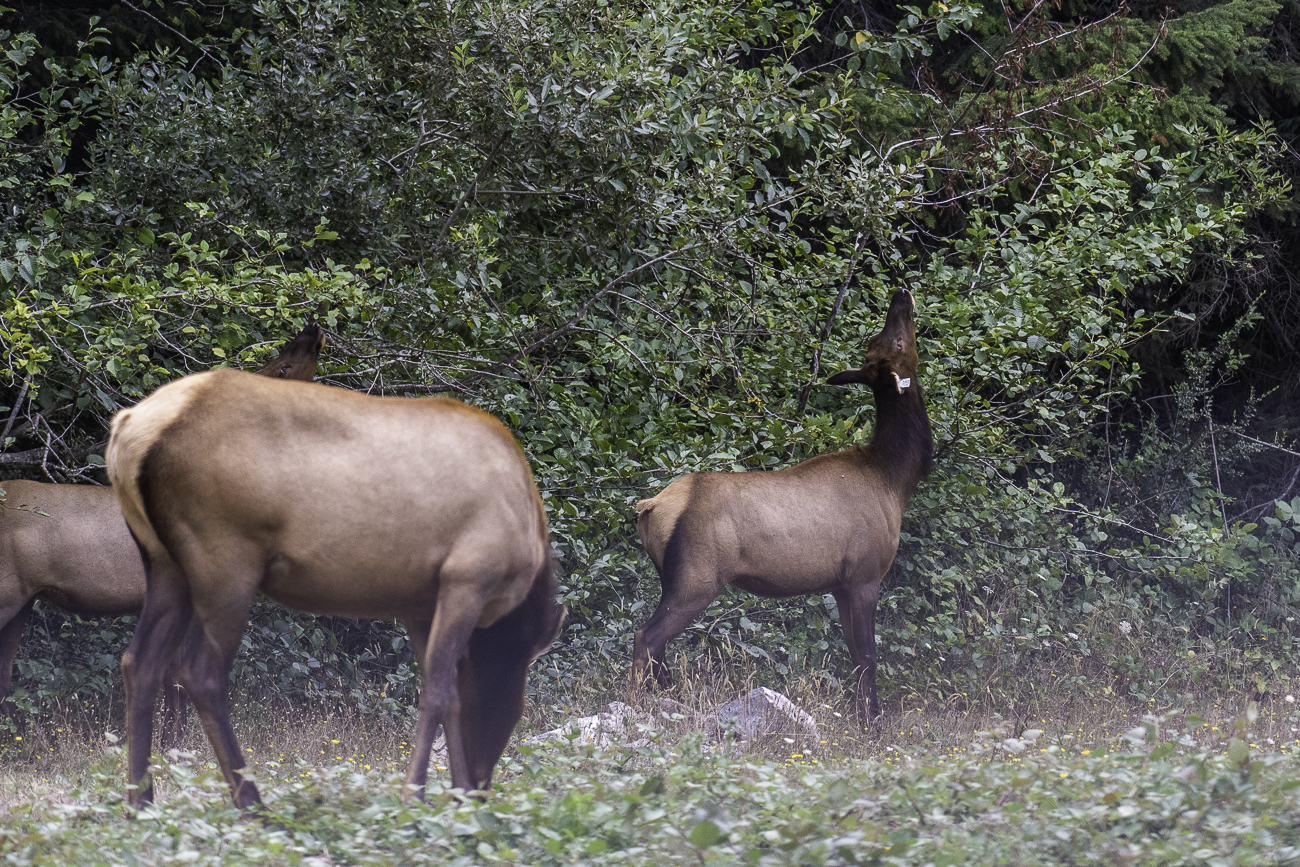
[0,324,325,741]
[106,371,564,807]
[631,289,933,719]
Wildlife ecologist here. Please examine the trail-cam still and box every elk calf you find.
[632,289,933,719]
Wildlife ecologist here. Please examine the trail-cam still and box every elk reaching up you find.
[632,288,933,719]
[0,323,326,741]
[106,371,564,807]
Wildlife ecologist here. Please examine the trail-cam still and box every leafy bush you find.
[0,0,1297,721]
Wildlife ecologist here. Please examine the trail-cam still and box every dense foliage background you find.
[3,0,1300,722]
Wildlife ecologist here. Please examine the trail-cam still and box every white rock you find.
[713,687,818,744]
[527,701,651,750]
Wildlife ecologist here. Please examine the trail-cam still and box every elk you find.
[0,324,326,742]
[106,373,564,807]
[631,288,933,720]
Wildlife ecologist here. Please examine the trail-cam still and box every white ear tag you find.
[893,373,911,393]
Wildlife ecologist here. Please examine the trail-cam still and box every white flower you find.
[1118,621,1132,635]
[1067,632,1079,641]
[1286,695,1296,703]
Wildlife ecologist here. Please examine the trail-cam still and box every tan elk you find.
[632,288,932,719]
[0,324,326,742]
[106,372,565,807]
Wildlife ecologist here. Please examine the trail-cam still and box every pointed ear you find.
[530,605,567,663]
[826,368,869,385]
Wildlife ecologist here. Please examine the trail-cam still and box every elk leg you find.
[400,617,440,788]
[459,616,534,791]
[631,586,718,692]
[404,617,432,660]
[121,557,192,806]
[0,599,34,724]
[158,673,187,751]
[175,582,261,810]
[831,587,862,668]
[405,584,485,799]
[837,581,881,720]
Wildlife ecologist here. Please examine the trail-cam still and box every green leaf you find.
[1228,738,1249,768]
[689,820,723,848]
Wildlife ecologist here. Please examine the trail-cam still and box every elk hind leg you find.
[400,617,438,796]
[0,599,34,726]
[172,572,262,810]
[631,579,718,693]
[121,559,192,805]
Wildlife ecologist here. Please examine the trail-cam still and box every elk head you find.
[459,593,566,789]
[252,322,326,381]
[826,288,919,394]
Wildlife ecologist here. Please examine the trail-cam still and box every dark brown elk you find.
[631,288,932,720]
[0,324,326,742]
[106,372,564,807]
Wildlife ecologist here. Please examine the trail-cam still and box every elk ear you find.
[530,605,567,663]
[826,368,869,386]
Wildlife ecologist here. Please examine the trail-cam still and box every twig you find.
[424,243,704,393]
[120,1,222,69]
[0,378,29,449]
[436,131,511,244]
[1227,430,1300,460]
[1209,416,1230,620]
[797,232,865,415]
[0,448,45,466]
[1208,417,1229,530]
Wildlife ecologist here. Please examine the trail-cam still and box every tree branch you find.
[0,378,29,449]
[0,447,47,466]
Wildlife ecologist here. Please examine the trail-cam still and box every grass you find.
[3,705,1300,864]
[4,649,1300,864]
[9,644,1300,789]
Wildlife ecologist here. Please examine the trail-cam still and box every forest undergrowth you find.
[3,632,1296,798]
[3,645,1300,865]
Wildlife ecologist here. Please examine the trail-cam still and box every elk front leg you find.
[405,584,483,799]
[836,581,881,721]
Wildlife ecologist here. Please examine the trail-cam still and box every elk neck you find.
[855,379,934,496]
